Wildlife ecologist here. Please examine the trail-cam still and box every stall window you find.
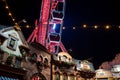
[7,36,18,51]
[15,57,22,68]
[30,53,37,63]
[5,56,13,65]
[62,55,67,61]
[54,72,60,80]
[44,58,48,66]
[76,74,80,80]
[37,55,43,62]
[20,48,26,58]
[70,75,75,80]
[59,56,61,61]
[19,46,29,59]
[63,73,68,80]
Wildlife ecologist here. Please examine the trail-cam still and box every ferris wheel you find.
[27,0,67,54]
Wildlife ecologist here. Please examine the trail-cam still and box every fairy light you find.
[94,25,98,29]
[118,26,120,29]
[62,25,120,31]
[12,18,15,21]
[83,24,87,28]
[8,12,12,16]
[62,26,66,30]
[2,0,120,30]
[105,25,110,29]
[73,27,76,30]
[5,5,9,9]
[2,0,30,30]
[3,0,17,25]
[26,25,29,28]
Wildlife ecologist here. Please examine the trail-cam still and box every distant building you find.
[0,25,96,80]
[74,59,96,80]
[111,65,120,79]
[52,52,75,80]
[27,42,51,80]
[0,25,29,80]
[0,25,52,80]
[95,69,113,80]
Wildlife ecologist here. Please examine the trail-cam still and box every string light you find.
[62,26,66,30]
[2,0,30,30]
[2,0,120,30]
[93,25,98,29]
[12,18,15,21]
[118,26,120,29]
[62,25,120,31]
[8,12,12,16]
[73,27,76,30]
[83,24,87,28]
[26,25,30,28]
[5,5,9,9]
[3,0,17,25]
[105,25,110,29]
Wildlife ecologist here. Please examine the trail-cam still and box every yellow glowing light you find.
[105,25,110,29]
[94,25,98,29]
[12,19,15,21]
[83,24,87,28]
[4,0,17,25]
[15,23,18,25]
[8,12,12,16]
[5,6,9,9]
[26,25,30,28]
[118,26,120,29]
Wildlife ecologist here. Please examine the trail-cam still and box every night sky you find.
[0,0,120,69]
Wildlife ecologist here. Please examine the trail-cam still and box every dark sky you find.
[0,0,120,69]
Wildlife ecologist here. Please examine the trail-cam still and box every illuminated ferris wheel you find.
[27,0,67,54]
